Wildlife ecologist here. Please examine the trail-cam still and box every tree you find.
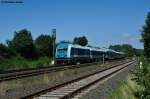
[7,29,37,59]
[141,12,150,58]
[133,48,144,57]
[122,44,134,57]
[73,36,88,46]
[35,34,53,57]
[0,43,15,59]
[109,45,122,52]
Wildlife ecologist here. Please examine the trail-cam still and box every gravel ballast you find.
[0,59,131,99]
[80,61,137,99]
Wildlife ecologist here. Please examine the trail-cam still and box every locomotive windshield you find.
[56,48,68,58]
[57,48,68,51]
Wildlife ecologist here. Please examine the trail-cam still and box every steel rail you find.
[21,60,135,99]
[0,59,128,82]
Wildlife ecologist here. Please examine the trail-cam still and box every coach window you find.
[71,48,74,55]
[74,48,78,55]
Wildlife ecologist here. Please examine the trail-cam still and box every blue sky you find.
[0,0,150,49]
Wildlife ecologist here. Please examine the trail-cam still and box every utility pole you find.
[51,29,56,65]
[102,53,105,64]
[102,47,106,64]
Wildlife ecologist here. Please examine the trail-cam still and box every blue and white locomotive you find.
[55,42,90,64]
[56,42,125,64]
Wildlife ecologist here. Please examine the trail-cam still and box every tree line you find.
[141,12,150,58]
[109,44,144,57]
[0,29,54,60]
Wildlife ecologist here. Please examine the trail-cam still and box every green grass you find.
[0,55,52,71]
[108,76,142,99]
[108,57,150,99]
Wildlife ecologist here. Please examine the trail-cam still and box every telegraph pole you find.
[51,29,56,65]
[102,47,106,64]
[102,53,105,64]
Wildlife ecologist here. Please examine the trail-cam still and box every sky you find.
[0,0,150,49]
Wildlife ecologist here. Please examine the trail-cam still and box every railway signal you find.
[51,29,56,65]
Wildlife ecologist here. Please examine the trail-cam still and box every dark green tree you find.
[133,48,144,57]
[141,12,150,58]
[0,43,15,59]
[35,34,53,57]
[7,29,37,59]
[122,44,134,57]
[73,36,88,46]
[109,45,122,52]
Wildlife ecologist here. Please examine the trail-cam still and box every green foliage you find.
[7,29,38,59]
[35,34,53,57]
[108,76,141,99]
[122,44,134,57]
[134,48,144,57]
[132,58,150,99]
[0,43,15,59]
[109,45,122,52]
[0,29,55,71]
[0,56,51,71]
[141,12,150,58]
[73,36,88,46]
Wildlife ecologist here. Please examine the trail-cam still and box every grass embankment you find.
[0,56,51,71]
[108,76,142,99]
[108,57,150,99]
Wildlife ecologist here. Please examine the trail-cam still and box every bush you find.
[35,34,53,57]
[132,58,150,99]
[0,56,51,71]
[7,29,38,59]
[0,43,15,59]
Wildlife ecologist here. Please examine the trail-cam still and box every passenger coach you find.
[90,47,105,62]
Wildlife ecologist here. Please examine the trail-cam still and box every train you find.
[55,42,125,64]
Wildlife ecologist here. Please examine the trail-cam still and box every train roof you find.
[57,42,70,49]
[70,44,90,50]
[100,48,110,52]
[57,42,90,50]
[90,47,106,52]
[99,48,124,54]
[108,49,124,54]
[57,42,124,54]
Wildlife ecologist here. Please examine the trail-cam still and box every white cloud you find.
[121,33,141,42]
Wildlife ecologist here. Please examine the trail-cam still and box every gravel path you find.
[80,61,137,99]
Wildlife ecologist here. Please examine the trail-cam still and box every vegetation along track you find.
[0,59,128,82]
[22,60,136,99]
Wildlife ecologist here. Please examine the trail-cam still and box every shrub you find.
[0,43,15,59]
[35,34,53,57]
[7,29,38,59]
[132,58,150,99]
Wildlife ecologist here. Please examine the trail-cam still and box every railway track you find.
[0,59,129,82]
[0,62,100,82]
[22,60,136,99]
